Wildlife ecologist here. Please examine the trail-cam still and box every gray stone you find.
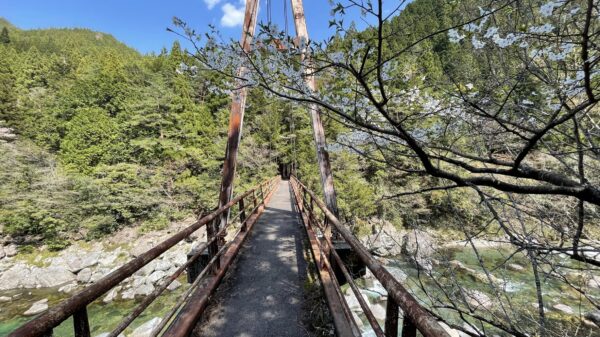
[0,246,5,259]
[401,230,435,270]
[121,288,136,300]
[439,322,461,337]
[77,268,93,283]
[154,259,171,272]
[584,311,600,326]
[588,275,600,289]
[345,291,370,311]
[552,303,574,314]
[4,244,17,257]
[364,220,404,257]
[129,317,161,337]
[385,266,408,282]
[103,286,121,303]
[94,333,125,337]
[58,283,78,294]
[167,280,181,291]
[0,263,30,290]
[35,266,76,288]
[0,296,11,303]
[24,299,48,316]
[90,268,110,283]
[135,283,155,297]
[465,290,493,310]
[148,270,166,285]
[506,263,526,272]
[370,303,387,321]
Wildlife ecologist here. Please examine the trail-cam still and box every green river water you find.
[1,248,599,337]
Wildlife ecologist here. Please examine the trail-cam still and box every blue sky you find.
[2,0,409,54]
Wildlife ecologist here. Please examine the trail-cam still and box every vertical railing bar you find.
[73,307,91,337]
[400,315,417,337]
[239,198,247,231]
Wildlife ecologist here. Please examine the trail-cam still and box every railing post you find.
[401,316,417,337]
[259,184,265,202]
[73,307,91,337]
[253,190,258,209]
[207,218,220,272]
[385,297,400,337]
[239,198,247,231]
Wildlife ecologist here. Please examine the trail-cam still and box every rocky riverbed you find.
[1,218,599,337]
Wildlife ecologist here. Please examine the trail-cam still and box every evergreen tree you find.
[0,27,10,44]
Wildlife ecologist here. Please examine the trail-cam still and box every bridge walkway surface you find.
[193,180,315,337]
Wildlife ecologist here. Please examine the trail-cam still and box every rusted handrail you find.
[290,176,451,337]
[9,177,278,337]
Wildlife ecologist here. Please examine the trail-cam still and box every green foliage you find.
[0,27,10,44]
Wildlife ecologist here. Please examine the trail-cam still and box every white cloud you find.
[220,2,245,27]
[204,0,221,10]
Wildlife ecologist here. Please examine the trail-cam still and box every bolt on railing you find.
[290,176,451,337]
[8,177,279,337]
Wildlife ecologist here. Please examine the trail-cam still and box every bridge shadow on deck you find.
[192,181,316,337]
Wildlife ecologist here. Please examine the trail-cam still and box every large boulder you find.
[24,299,48,316]
[77,268,93,283]
[130,317,162,337]
[401,230,436,270]
[363,219,404,257]
[0,263,30,290]
[4,244,17,257]
[35,266,76,288]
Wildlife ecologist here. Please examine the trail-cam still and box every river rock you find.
[167,280,181,291]
[449,260,501,284]
[439,322,461,337]
[103,286,121,303]
[0,263,30,290]
[0,246,5,259]
[371,303,387,320]
[148,270,166,285]
[364,220,404,257]
[584,311,600,326]
[24,299,48,316]
[58,283,78,294]
[77,268,93,283]
[345,291,370,311]
[36,266,76,288]
[94,333,125,337]
[4,244,17,257]
[506,263,525,272]
[385,266,408,282]
[121,288,136,300]
[0,296,11,303]
[588,275,600,289]
[130,317,161,337]
[552,303,574,314]
[465,290,493,310]
[135,283,155,297]
[154,259,171,272]
[401,230,435,270]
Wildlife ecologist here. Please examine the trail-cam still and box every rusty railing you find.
[9,177,280,337]
[290,176,450,337]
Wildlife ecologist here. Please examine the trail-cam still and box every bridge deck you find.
[193,180,314,337]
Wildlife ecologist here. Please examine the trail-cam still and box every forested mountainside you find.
[0,18,281,249]
[0,0,481,250]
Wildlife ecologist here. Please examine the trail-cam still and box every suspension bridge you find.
[7,0,452,336]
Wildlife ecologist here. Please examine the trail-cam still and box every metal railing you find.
[9,177,280,337]
[290,176,451,337]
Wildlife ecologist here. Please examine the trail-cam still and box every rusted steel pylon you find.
[215,0,340,256]
[213,0,260,266]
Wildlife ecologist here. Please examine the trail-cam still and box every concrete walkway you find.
[194,181,314,337]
